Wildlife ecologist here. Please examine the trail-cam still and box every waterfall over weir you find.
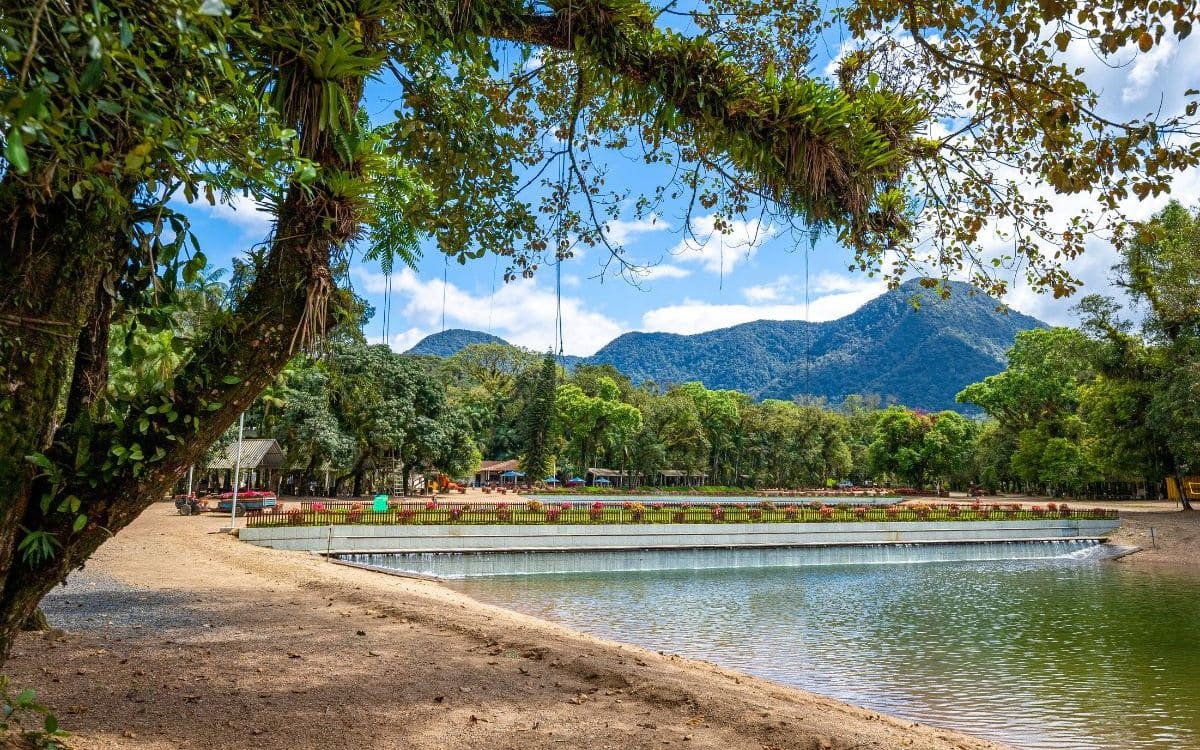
[337,539,1115,579]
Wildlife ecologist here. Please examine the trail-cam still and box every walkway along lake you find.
[445,559,1200,750]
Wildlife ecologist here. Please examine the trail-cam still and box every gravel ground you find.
[39,570,216,633]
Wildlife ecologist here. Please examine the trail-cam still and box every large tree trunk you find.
[0,189,123,636]
[0,29,372,665]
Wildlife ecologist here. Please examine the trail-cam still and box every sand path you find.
[4,504,1012,750]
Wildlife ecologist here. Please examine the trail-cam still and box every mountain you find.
[407,329,507,357]
[406,280,1048,411]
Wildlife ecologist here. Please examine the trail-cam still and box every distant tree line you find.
[959,202,1200,505]
[218,203,1200,501]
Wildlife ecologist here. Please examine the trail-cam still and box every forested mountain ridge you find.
[407,329,508,357]
[407,280,1047,410]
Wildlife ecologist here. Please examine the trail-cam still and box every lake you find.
[447,559,1200,750]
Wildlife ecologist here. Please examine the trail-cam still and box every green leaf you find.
[198,0,227,16]
[221,375,242,384]
[5,131,29,174]
[73,514,87,532]
[25,453,53,472]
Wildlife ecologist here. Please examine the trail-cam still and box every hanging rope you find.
[441,254,448,332]
[556,257,565,356]
[487,252,499,335]
[381,271,392,344]
[804,228,818,397]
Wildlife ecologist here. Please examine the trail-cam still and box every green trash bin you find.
[372,494,389,513]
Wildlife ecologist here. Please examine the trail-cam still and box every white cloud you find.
[641,280,886,335]
[633,263,692,281]
[669,215,777,276]
[1123,38,1176,103]
[352,266,624,356]
[193,193,274,238]
[371,327,429,352]
[742,283,782,303]
[605,214,669,246]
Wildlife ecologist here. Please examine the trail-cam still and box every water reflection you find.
[448,561,1200,750]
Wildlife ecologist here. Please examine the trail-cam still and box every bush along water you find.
[247,499,1119,528]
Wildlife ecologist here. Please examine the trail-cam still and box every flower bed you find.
[246,500,1118,528]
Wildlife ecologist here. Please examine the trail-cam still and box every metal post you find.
[186,465,194,497]
[230,412,246,527]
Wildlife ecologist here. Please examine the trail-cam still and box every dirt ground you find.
[1106,507,1200,569]
[3,505,1012,750]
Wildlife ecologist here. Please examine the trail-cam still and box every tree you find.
[921,411,977,491]
[2,0,1197,664]
[556,379,642,478]
[518,353,560,480]
[867,406,929,487]
[678,383,746,484]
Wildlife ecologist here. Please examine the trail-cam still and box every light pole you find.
[229,412,246,527]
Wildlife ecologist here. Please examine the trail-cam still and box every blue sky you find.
[180,27,1200,356]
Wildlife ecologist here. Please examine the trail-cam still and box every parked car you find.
[835,480,854,490]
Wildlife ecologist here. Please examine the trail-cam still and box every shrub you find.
[311,501,326,512]
[784,505,799,520]
[809,500,823,510]
[747,508,763,521]
[885,505,899,519]
[426,500,438,511]
[758,500,775,511]
[589,501,605,521]
[652,502,665,510]
[1058,503,1071,516]
[853,506,867,518]
[396,508,416,523]
[1032,505,1046,517]
[629,502,646,522]
[285,508,304,525]
[346,509,362,524]
[710,504,725,521]
[495,502,512,522]
[560,501,573,510]
[546,507,561,522]
[449,506,464,521]
[672,511,687,523]
[1047,502,1058,512]
[527,499,544,513]
[818,505,833,520]
[947,505,961,518]
[912,503,931,520]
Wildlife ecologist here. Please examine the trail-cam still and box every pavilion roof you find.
[204,439,284,470]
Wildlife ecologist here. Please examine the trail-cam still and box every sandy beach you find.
[5,504,1012,750]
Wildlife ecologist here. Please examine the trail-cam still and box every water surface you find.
[447,560,1200,750]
